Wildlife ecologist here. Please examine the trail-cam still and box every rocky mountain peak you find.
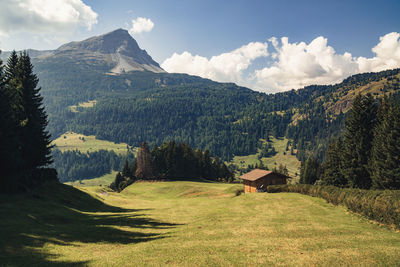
[56,29,164,74]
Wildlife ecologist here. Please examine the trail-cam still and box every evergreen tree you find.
[0,51,55,192]
[0,52,21,192]
[370,97,400,189]
[341,94,376,189]
[16,52,53,174]
[322,138,347,187]
[135,142,154,179]
[300,157,320,184]
[110,172,124,192]
[122,159,130,178]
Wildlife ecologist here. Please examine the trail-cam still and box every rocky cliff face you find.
[1,29,165,74]
[56,29,164,74]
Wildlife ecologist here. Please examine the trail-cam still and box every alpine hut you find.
[240,169,288,193]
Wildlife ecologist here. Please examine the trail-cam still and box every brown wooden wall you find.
[244,174,287,193]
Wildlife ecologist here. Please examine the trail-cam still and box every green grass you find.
[65,171,118,187]
[52,131,136,155]
[68,100,97,113]
[1,181,400,266]
[231,137,301,179]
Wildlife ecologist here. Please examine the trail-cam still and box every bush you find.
[266,184,400,228]
[235,188,244,196]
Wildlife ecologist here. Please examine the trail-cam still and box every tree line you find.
[111,141,234,192]
[52,149,132,182]
[300,93,400,189]
[0,51,54,193]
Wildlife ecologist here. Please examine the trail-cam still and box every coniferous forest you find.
[111,141,233,192]
[0,51,55,193]
[301,93,400,190]
[52,149,132,182]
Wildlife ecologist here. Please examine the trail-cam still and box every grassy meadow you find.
[1,180,400,266]
[65,171,118,187]
[52,132,135,155]
[231,137,301,179]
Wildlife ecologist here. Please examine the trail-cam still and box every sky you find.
[0,0,400,93]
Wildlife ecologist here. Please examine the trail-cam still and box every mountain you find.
[2,29,400,164]
[1,29,164,74]
[54,29,164,74]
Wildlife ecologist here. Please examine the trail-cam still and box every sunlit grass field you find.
[1,180,400,266]
[52,131,135,155]
[65,171,117,187]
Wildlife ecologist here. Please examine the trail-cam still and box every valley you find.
[2,2,400,266]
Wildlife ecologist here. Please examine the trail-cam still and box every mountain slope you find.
[1,29,164,74]
[3,29,400,163]
[55,29,164,74]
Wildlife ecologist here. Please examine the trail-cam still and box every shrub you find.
[235,188,244,196]
[266,184,400,228]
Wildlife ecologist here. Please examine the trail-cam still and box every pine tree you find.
[135,142,154,179]
[0,53,22,192]
[322,138,347,187]
[300,157,320,184]
[16,52,53,174]
[122,159,130,178]
[341,94,376,189]
[370,97,400,189]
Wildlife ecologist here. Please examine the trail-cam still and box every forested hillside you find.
[34,55,400,163]
[3,30,399,167]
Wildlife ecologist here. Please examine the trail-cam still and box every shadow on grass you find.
[0,182,181,266]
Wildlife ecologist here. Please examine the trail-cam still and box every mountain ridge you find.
[1,28,165,74]
[2,29,400,163]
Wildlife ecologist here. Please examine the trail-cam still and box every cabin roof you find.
[240,169,273,181]
[240,169,289,181]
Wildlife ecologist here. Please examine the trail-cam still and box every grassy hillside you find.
[65,171,117,187]
[231,137,301,178]
[1,181,399,266]
[52,132,135,155]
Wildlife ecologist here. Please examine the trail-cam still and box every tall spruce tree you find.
[341,94,376,189]
[299,156,320,184]
[16,52,53,173]
[0,52,22,192]
[135,142,154,179]
[370,97,400,189]
[322,138,347,187]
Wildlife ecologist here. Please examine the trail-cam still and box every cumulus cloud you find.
[0,0,98,36]
[129,17,154,35]
[254,36,359,92]
[255,33,400,92]
[161,42,269,85]
[163,32,400,93]
[357,32,400,73]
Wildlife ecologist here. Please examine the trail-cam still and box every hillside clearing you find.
[65,171,118,187]
[1,181,399,266]
[231,137,301,179]
[52,132,135,155]
[69,100,97,112]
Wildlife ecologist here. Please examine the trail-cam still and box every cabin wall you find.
[243,174,287,193]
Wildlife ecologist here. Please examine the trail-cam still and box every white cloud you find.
[163,32,400,93]
[357,32,400,73]
[254,36,359,92]
[129,17,154,35]
[161,42,269,85]
[0,0,98,36]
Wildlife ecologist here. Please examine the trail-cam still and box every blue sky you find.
[1,0,400,92]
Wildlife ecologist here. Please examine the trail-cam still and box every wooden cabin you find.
[240,169,288,193]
